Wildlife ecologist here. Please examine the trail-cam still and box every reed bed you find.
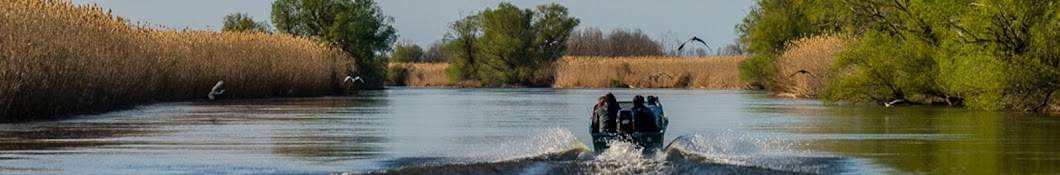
[553,56,747,88]
[392,63,455,87]
[773,35,844,98]
[0,0,349,122]
[399,56,746,88]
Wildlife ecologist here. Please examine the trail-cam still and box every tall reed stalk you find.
[0,0,350,122]
[774,35,843,98]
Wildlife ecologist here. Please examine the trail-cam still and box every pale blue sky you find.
[70,0,755,51]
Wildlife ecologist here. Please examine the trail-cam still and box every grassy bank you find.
[0,0,349,122]
[394,56,747,89]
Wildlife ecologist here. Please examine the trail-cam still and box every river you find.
[1,88,1058,174]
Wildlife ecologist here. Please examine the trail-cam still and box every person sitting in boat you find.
[632,95,660,133]
[591,96,607,133]
[598,93,620,133]
[646,95,667,126]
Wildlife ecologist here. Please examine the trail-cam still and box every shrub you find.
[391,41,424,63]
[386,64,409,86]
[222,12,270,33]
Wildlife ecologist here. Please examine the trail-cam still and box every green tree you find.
[532,3,580,64]
[391,41,424,62]
[222,13,270,33]
[475,3,537,86]
[953,0,1060,110]
[738,0,1060,111]
[271,0,397,89]
[444,14,482,82]
[443,3,579,86]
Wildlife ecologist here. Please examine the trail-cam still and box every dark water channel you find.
[1,88,1058,174]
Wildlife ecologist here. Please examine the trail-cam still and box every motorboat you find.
[590,96,669,152]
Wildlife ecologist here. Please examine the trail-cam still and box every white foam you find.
[589,141,672,175]
[665,131,870,174]
[472,128,589,162]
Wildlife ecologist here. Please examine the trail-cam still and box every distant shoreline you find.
[391,56,750,89]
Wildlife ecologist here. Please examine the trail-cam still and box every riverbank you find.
[0,1,350,122]
[393,56,749,89]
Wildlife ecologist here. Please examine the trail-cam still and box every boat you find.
[590,96,669,153]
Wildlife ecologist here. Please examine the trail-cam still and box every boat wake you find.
[356,128,878,175]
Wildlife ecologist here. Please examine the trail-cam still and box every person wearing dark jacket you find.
[631,95,660,132]
[598,93,620,133]
[591,96,607,133]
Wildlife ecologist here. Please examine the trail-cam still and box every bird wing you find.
[789,70,817,78]
[692,37,707,45]
[344,76,354,83]
[211,81,224,92]
[692,37,710,52]
[354,76,364,83]
[678,42,688,51]
[679,37,710,51]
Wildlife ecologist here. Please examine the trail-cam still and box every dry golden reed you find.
[0,0,349,121]
[398,56,748,88]
[392,63,453,87]
[553,56,747,89]
[773,35,844,98]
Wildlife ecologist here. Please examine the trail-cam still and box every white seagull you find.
[884,99,907,107]
[208,81,225,100]
[344,76,365,83]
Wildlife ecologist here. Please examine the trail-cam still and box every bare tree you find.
[566,27,608,56]
[693,48,709,57]
[423,41,449,62]
[565,28,664,57]
[716,38,746,56]
[658,31,680,56]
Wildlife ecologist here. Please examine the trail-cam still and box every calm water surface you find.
[1,88,1058,174]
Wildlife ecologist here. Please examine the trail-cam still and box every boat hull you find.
[591,132,665,152]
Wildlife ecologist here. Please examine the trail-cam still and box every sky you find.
[69,0,755,51]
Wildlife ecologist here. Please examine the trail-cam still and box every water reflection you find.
[0,123,153,151]
[1,89,1059,174]
[0,93,393,173]
[269,92,391,162]
[771,104,1060,174]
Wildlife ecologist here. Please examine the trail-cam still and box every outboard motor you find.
[617,109,634,134]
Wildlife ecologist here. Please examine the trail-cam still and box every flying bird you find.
[208,81,225,100]
[884,99,907,107]
[678,36,710,51]
[344,76,365,83]
[788,70,816,78]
